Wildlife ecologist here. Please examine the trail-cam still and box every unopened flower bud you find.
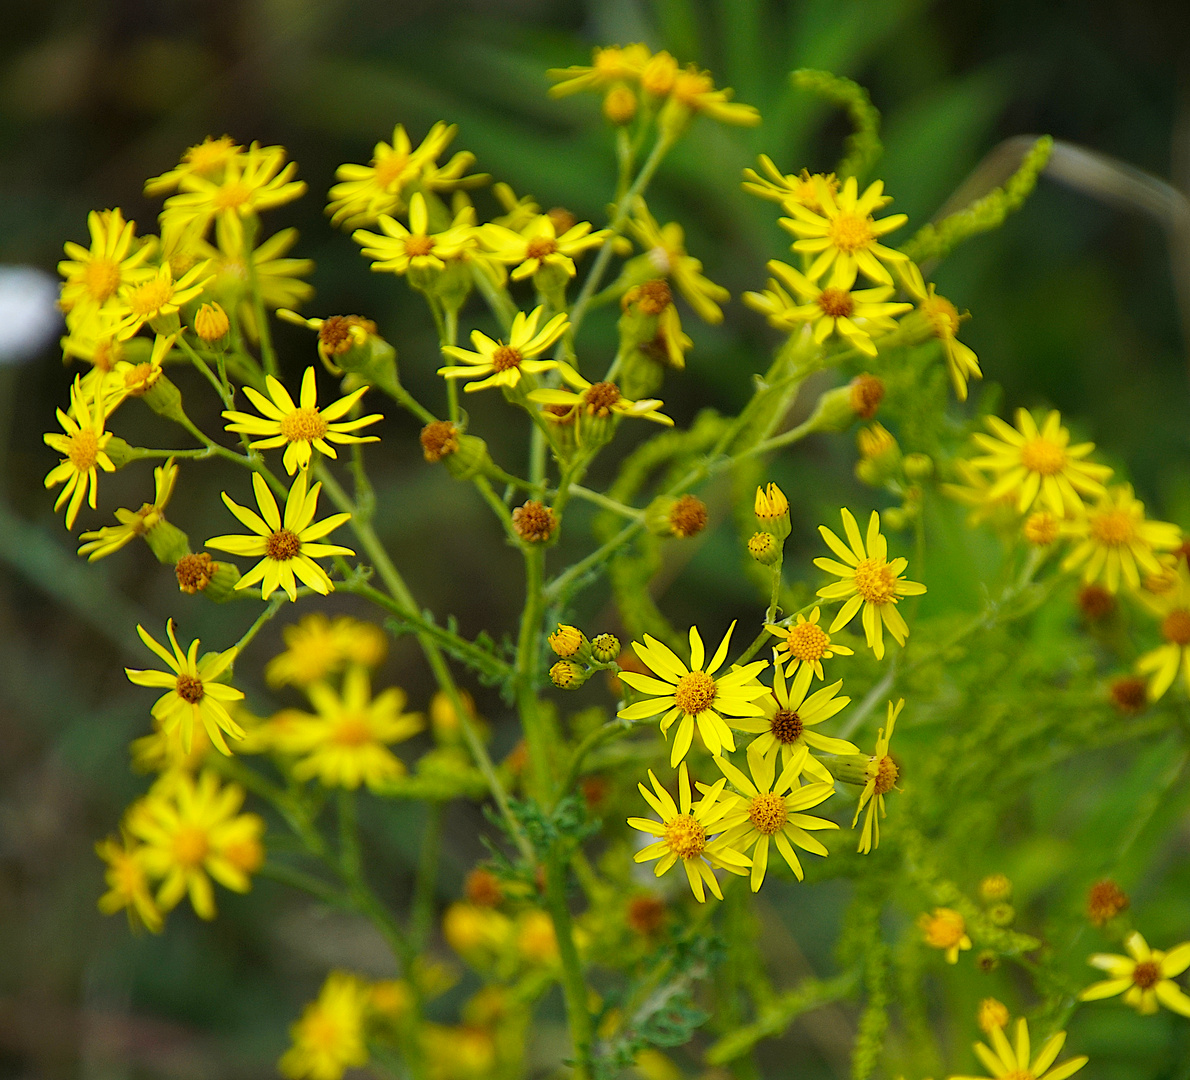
[754,483,791,539]
[975,950,999,973]
[548,624,587,659]
[512,500,557,544]
[902,453,933,480]
[641,51,677,97]
[194,302,229,343]
[882,507,909,530]
[978,997,1009,1033]
[603,83,637,125]
[855,423,900,486]
[1023,511,1058,546]
[748,530,780,565]
[550,660,586,689]
[988,902,1015,927]
[979,874,1012,903]
[590,633,620,663]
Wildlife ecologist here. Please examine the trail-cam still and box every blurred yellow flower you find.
[95,835,162,933]
[58,208,155,316]
[919,907,972,963]
[853,699,903,854]
[1079,930,1190,1016]
[279,971,370,1080]
[950,1016,1087,1080]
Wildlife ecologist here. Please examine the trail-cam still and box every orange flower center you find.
[873,754,899,795]
[770,708,803,744]
[826,213,874,252]
[526,237,558,260]
[266,528,302,561]
[491,345,522,372]
[854,557,896,604]
[673,671,717,715]
[748,792,788,835]
[1090,509,1135,546]
[280,406,329,444]
[124,362,158,394]
[372,151,411,188]
[1019,437,1066,476]
[332,712,373,746]
[404,235,435,257]
[1132,960,1161,989]
[127,278,174,318]
[921,294,961,338]
[172,825,209,867]
[582,381,621,415]
[83,258,122,304]
[663,813,706,859]
[175,673,205,703]
[213,182,252,210]
[1161,609,1190,645]
[67,429,100,471]
[786,621,829,662]
[223,837,263,873]
[816,287,854,319]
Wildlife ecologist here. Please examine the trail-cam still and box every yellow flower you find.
[1079,930,1190,1016]
[352,191,477,275]
[616,623,769,766]
[1059,484,1181,593]
[1136,565,1190,700]
[815,508,926,660]
[104,332,177,411]
[160,141,306,239]
[275,666,423,792]
[58,209,155,315]
[206,472,354,601]
[853,699,903,854]
[527,363,672,430]
[968,409,1112,517]
[940,458,1022,530]
[714,743,838,890]
[78,457,178,560]
[480,213,610,282]
[746,260,911,356]
[733,662,857,782]
[627,762,751,902]
[629,200,730,324]
[780,176,908,285]
[124,619,245,754]
[144,135,244,196]
[327,121,480,228]
[899,261,982,401]
[438,306,568,393]
[61,305,133,374]
[223,367,382,475]
[764,607,853,682]
[127,770,264,920]
[118,261,212,336]
[95,834,162,932]
[129,711,214,774]
[266,614,388,688]
[977,998,1010,1034]
[546,44,652,97]
[43,375,117,529]
[918,907,972,963]
[661,65,760,129]
[278,971,371,1080]
[951,1016,1088,1080]
[742,160,838,213]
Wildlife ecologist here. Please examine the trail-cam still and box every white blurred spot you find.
[0,266,61,365]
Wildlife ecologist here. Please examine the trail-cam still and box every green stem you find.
[559,717,636,795]
[411,801,444,949]
[233,594,287,655]
[544,852,594,1079]
[257,860,344,906]
[515,544,553,800]
[568,484,643,519]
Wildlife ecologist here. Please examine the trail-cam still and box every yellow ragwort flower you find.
[919,907,972,963]
[78,457,178,560]
[352,191,477,275]
[144,135,244,196]
[950,1016,1088,1080]
[546,44,652,97]
[816,508,926,660]
[1060,484,1181,593]
[118,262,212,336]
[266,613,387,688]
[527,363,672,429]
[661,64,760,129]
[714,743,838,890]
[438,306,568,393]
[1079,930,1190,1016]
[279,971,371,1080]
[968,408,1112,518]
[43,375,116,529]
[629,200,730,324]
[274,666,423,792]
[742,159,838,213]
[125,619,245,754]
[480,212,610,283]
[765,607,854,683]
[627,762,751,902]
[223,367,382,475]
[1136,564,1190,700]
[58,209,155,315]
[206,471,354,601]
[899,261,982,401]
[103,332,177,412]
[616,622,769,766]
[780,176,908,285]
[853,699,903,854]
[95,834,162,933]
[127,770,264,921]
[733,661,857,782]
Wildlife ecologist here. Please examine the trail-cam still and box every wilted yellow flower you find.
[918,907,972,963]
[279,971,371,1080]
[1080,931,1190,1016]
[43,376,117,530]
[78,457,178,561]
[853,699,903,854]
[438,306,568,393]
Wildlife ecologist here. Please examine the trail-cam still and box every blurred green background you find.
[2,1,1190,1077]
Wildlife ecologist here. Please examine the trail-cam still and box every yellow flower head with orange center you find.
[1136,563,1190,701]
[734,659,857,782]
[899,261,982,400]
[352,191,478,275]
[1060,483,1181,593]
[616,622,769,766]
[278,971,371,1080]
[780,176,908,285]
[661,64,760,129]
[527,362,673,431]
[206,471,354,601]
[126,770,264,921]
[223,367,383,475]
[43,375,117,529]
[58,208,155,315]
[438,305,568,393]
[273,666,422,792]
[918,907,972,963]
[765,607,853,682]
[95,834,162,933]
[742,159,839,214]
[480,213,610,283]
[815,508,926,660]
[118,262,212,336]
[968,408,1112,518]
[265,614,387,688]
[627,762,751,902]
[629,199,730,324]
[1079,930,1190,1017]
[714,742,838,891]
[853,699,903,854]
[78,457,178,561]
[950,1016,1088,1080]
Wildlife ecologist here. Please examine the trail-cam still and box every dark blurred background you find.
[3,1,1190,1077]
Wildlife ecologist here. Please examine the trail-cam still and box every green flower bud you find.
[988,903,1015,927]
[748,531,780,565]
[903,453,934,480]
[591,633,621,663]
[141,373,189,426]
[144,519,191,565]
[103,436,137,468]
[550,660,587,689]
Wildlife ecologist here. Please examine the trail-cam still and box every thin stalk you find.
[568,484,643,519]
[544,852,594,1079]
[411,802,445,949]
[514,544,553,799]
